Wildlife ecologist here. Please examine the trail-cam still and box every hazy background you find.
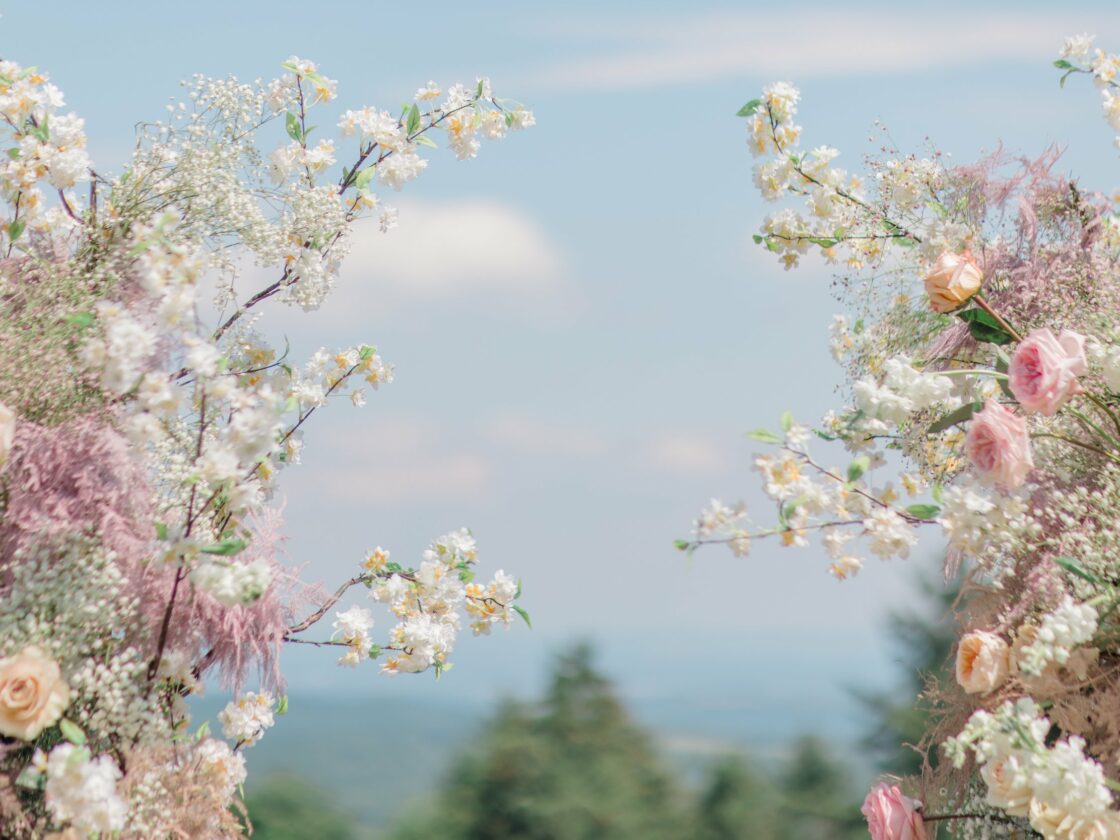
[7,0,1120,830]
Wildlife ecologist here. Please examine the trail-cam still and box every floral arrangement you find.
[0,55,533,837]
[683,34,1120,840]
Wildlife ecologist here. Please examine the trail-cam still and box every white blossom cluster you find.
[218,691,276,746]
[945,699,1119,838]
[1016,596,1099,677]
[42,744,128,835]
[1059,34,1120,151]
[0,61,91,247]
[364,529,524,675]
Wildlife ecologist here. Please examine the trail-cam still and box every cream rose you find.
[979,754,1031,817]
[0,646,70,741]
[923,251,984,313]
[0,402,14,468]
[955,630,1010,695]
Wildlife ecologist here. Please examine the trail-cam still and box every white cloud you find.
[485,414,607,458]
[644,432,726,477]
[525,10,1118,91]
[240,199,570,331]
[340,198,563,300]
[301,416,493,507]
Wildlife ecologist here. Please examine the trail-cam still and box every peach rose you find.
[861,783,927,840]
[1008,328,1088,416]
[923,251,983,313]
[980,754,1031,817]
[964,400,1034,489]
[0,646,70,741]
[955,631,1010,695]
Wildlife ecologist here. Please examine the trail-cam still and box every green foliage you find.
[693,756,781,840]
[855,570,959,777]
[955,308,1014,345]
[390,644,688,840]
[243,774,366,840]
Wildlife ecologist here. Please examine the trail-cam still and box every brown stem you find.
[287,574,368,634]
[972,294,1023,343]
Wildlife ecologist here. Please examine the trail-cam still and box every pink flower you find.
[964,400,1034,489]
[1008,328,1087,416]
[861,783,927,840]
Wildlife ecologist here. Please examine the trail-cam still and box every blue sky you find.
[8,1,1120,736]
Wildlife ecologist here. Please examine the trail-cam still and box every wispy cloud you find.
[485,414,607,458]
[524,10,1114,92]
[249,198,570,330]
[304,417,493,507]
[643,431,726,477]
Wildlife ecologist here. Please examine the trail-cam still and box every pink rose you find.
[964,400,1033,489]
[861,783,927,840]
[1008,328,1087,416]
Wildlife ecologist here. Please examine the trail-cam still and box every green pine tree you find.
[389,643,688,840]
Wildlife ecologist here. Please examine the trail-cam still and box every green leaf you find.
[354,167,376,190]
[931,482,944,504]
[195,720,210,741]
[993,350,1015,400]
[285,111,303,143]
[200,537,248,556]
[6,147,19,160]
[276,695,289,715]
[904,503,941,520]
[515,578,523,599]
[780,410,794,432]
[280,60,301,74]
[29,113,48,143]
[15,766,44,790]
[751,233,764,244]
[406,103,421,136]
[154,522,169,541]
[764,238,782,253]
[807,237,838,249]
[476,79,485,98]
[59,719,86,746]
[928,401,982,435]
[458,569,475,583]
[368,644,382,660]
[1053,556,1103,585]
[736,98,762,117]
[1054,59,1074,69]
[385,561,403,573]
[414,134,438,148]
[673,539,691,551]
[512,604,532,629]
[745,429,781,444]
[65,311,94,329]
[8,218,24,242]
[846,456,870,483]
[358,344,376,360]
[956,309,1013,346]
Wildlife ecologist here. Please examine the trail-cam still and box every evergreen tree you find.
[856,571,960,776]
[694,756,780,840]
[775,736,866,840]
[390,644,688,840]
[243,774,364,840]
